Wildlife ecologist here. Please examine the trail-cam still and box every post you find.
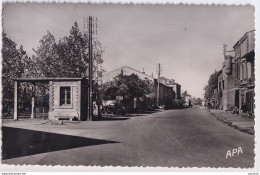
[157,63,161,107]
[97,91,102,119]
[223,44,227,59]
[49,81,53,113]
[31,82,36,119]
[88,16,93,121]
[14,81,19,120]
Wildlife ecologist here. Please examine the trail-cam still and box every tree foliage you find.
[2,21,105,115]
[204,70,221,101]
[103,73,154,110]
[32,22,104,78]
[2,33,31,113]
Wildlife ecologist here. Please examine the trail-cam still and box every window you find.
[243,63,247,81]
[236,61,240,79]
[240,64,244,81]
[222,80,225,89]
[247,62,251,79]
[60,87,71,105]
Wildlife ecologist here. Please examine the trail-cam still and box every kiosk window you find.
[60,87,71,105]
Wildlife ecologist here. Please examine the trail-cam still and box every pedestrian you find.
[189,100,191,108]
[241,103,249,117]
[208,102,211,109]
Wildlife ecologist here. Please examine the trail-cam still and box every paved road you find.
[2,106,254,167]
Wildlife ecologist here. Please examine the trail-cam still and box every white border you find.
[0,0,259,173]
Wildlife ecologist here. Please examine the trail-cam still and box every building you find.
[13,78,89,121]
[102,66,177,109]
[217,30,255,114]
[102,66,154,83]
[154,79,174,107]
[159,76,181,100]
[172,83,182,100]
[218,55,237,110]
[233,30,255,114]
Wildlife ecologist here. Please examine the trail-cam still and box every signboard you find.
[116,96,123,101]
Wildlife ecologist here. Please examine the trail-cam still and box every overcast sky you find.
[2,3,255,98]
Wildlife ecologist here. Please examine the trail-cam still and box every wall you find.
[241,31,255,58]
[154,80,174,107]
[49,81,81,120]
[218,56,237,110]
[172,84,181,99]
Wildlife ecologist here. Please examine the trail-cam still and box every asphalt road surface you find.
[2,106,255,167]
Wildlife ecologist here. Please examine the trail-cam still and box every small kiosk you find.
[13,78,88,121]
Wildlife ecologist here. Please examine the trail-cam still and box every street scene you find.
[1,3,255,168]
[2,106,254,167]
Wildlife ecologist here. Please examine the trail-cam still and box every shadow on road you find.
[93,117,129,121]
[2,126,119,160]
[124,114,146,117]
[137,110,161,114]
[123,109,162,117]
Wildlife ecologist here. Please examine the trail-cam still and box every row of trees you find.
[2,22,104,115]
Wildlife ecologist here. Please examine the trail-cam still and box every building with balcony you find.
[217,30,255,114]
[233,30,255,114]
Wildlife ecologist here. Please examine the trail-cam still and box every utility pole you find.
[157,63,162,107]
[223,44,227,59]
[88,16,93,121]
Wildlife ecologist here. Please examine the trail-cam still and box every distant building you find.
[154,79,174,107]
[159,76,181,100]
[102,66,154,83]
[102,66,178,109]
[172,83,181,100]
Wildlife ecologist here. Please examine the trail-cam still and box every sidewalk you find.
[208,109,255,135]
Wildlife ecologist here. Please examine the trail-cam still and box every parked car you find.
[102,100,126,116]
[184,102,189,108]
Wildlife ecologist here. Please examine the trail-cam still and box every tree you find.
[196,97,202,105]
[2,21,105,115]
[33,22,104,78]
[30,22,105,113]
[183,90,188,97]
[2,33,29,114]
[204,70,221,102]
[103,73,154,111]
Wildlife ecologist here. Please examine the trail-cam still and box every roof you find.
[233,30,255,49]
[159,76,169,80]
[103,66,153,79]
[13,77,85,82]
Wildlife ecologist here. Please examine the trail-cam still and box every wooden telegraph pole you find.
[223,44,227,58]
[157,63,161,107]
[88,16,93,121]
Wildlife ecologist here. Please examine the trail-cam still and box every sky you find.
[2,3,255,98]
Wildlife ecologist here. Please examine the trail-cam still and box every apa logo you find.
[226,147,243,158]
